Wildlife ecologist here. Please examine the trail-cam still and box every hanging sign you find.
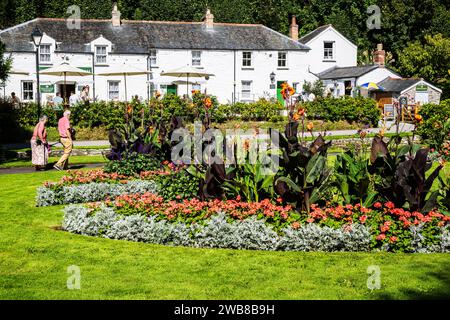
[40,84,55,93]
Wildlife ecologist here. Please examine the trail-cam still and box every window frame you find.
[242,51,252,67]
[192,83,201,91]
[108,80,120,101]
[323,41,334,61]
[39,44,51,63]
[22,81,34,101]
[241,80,252,100]
[278,51,287,68]
[149,49,157,67]
[191,50,202,66]
[95,45,108,65]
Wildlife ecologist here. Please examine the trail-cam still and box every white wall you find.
[3,48,315,104]
[356,67,400,86]
[302,27,357,75]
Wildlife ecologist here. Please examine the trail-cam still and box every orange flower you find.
[297,107,305,116]
[292,113,300,121]
[243,139,250,151]
[281,82,294,100]
[204,97,212,109]
[191,89,200,95]
[306,122,314,131]
[155,90,161,99]
[414,114,423,123]
[127,104,133,114]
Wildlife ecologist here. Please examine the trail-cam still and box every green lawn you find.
[1,171,450,299]
[0,155,107,169]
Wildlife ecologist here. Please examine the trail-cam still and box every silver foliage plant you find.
[63,205,415,252]
[36,180,158,206]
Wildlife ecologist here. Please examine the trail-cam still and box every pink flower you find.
[390,236,398,243]
[359,215,367,224]
[384,201,395,209]
[374,202,382,209]
[306,218,314,223]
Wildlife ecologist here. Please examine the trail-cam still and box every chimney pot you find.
[373,43,385,66]
[204,8,214,29]
[289,16,299,41]
[112,2,121,27]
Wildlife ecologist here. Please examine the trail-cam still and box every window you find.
[108,81,120,100]
[39,44,51,63]
[293,82,299,93]
[278,52,287,67]
[96,46,107,64]
[323,42,334,60]
[22,81,34,101]
[192,51,202,66]
[241,81,252,100]
[149,50,157,66]
[242,52,252,67]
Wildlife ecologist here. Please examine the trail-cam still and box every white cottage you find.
[0,7,322,105]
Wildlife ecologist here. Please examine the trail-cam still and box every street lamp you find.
[270,71,276,84]
[31,26,43,120]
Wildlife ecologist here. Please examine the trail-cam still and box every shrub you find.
[303,96,381,127]
[104,153,161,176]
[36,180,158,206]
[416,99,450,150]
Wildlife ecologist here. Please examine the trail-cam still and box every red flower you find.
[390,236,398,243]
[374,202,382,209]
[359,215,367,224]
[376,233,386,241]
[384,201,395,209]
[292,222,300,229]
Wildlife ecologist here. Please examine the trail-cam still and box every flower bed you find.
[36,180,158,206]
[63,194,450,253]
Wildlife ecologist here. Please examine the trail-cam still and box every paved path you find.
[0,163,104,175]
[2,123,414,149]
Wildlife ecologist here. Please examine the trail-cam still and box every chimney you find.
[289,16,299,41]
[204,8,214,29]
[373,43,385,66]
[112,2,121,27]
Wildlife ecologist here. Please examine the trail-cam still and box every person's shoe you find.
[53,165,63,171]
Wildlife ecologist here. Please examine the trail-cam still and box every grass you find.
[0,155,107,169]
[1,171,450,299]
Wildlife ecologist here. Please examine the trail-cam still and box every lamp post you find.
[31,27,43,120]
[270,71,276,84]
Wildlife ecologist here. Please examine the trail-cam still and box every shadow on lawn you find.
[375,266,450,300]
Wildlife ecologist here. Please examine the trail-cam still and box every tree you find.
[394,34,450,99]
[0,41,11,82]
[303,80,325,98]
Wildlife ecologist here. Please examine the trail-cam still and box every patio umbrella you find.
[97,65,151,101]
[9,68,30,75]
[361,82,384,90]
[160,66,214,97]
[39,62,92,103]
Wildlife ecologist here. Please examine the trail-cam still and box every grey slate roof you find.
[318,65,379,79]
[299,24,331,44]
[0,18,310,53]
[377,77,421,92]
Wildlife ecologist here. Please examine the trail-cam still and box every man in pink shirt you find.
[54,110,73,170]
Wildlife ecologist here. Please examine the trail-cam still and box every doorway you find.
[277,81,287,105]
[344,80,352,96]
[58,84,75,102]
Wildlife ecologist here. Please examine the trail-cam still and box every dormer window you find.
[95,45,107,64]
[39,44,51,63]
[323,42,334,60]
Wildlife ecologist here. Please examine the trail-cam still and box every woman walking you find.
[31,115,49,171]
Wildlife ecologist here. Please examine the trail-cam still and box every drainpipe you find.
[233,50,236,104]
[90,52,96,101]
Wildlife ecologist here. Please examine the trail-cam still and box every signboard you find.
[399,96,408,108]
[416,84,428,92]
[270,84,276,89]
[40,84,55,93]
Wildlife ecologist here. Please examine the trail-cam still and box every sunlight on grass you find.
[1,171,450,299]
